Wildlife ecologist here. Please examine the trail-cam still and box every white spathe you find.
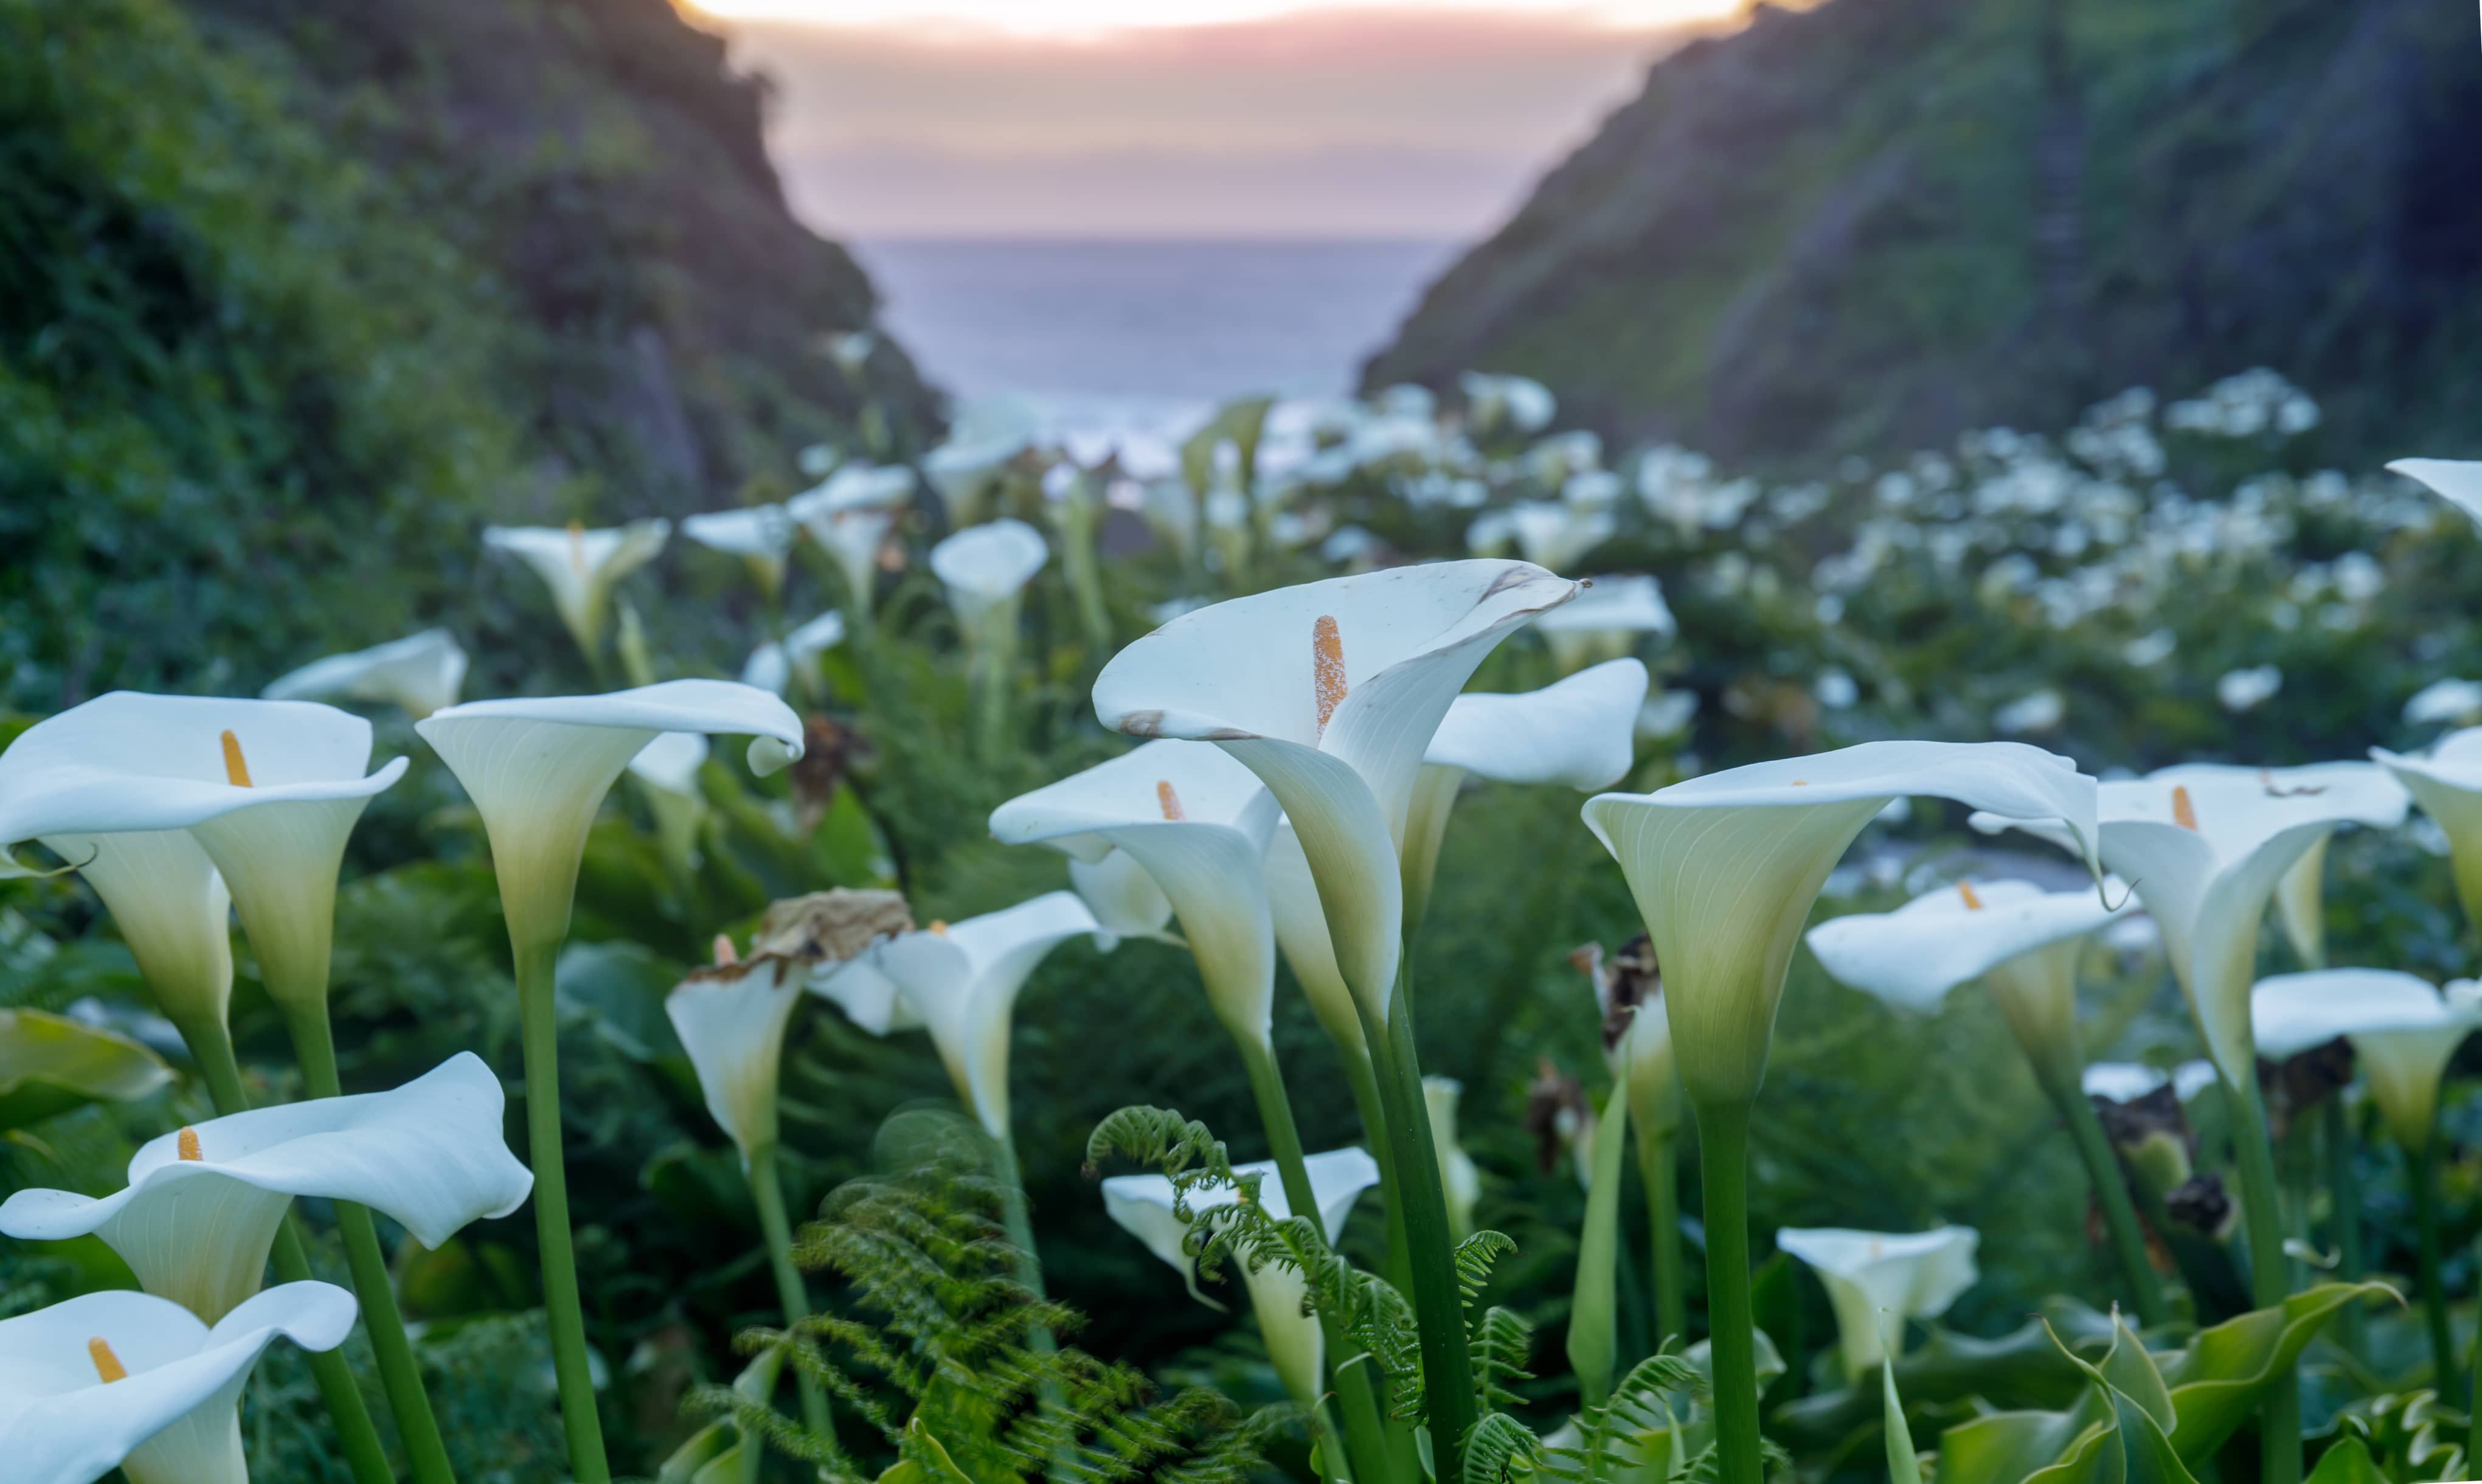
[262,628,469,720]
[1069,848,1176,949]
[626,732,710,800]
[1265,820,1365,1061]
[990,741,1279,1049]
[0,693,408,1010]
[0,1053,530,1323]
[1532,575,1676,674]
[2251,969,2482,1150]
[417,681,803,952]
[1101,1147,1379,1406]
[0,1281,356,1484]
[791,463,914,614]
[850,892,1099,1137]
[484,518,670,659]
[1979,765,2406,1088]
[682,504,798,595]
[1777,1225,1980,1379]
[2150,761,2407,969]
[2389,458,2482,529]
[667,954,805,1161]
[923,399,1039,525]
[1425,1075,1483,1241]
[742,609,850,696]
[931,518,1049,628]
[1586,741,2100,1109]
[1095,560,1578,1021]
[2373,727,2482,931]
[1805,878,2132,1089]
[1505,501,1615,574]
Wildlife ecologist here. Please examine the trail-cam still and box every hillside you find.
[0,0,936,709]
[1365,0,2482,467]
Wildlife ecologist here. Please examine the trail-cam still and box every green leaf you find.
[1179,395,1275,496]
[2161,1283,2396,1460]
[876,1418,973,1484]
[1884,1321,1923,1484]
[1772,1300,2108,1451]
[2302,1438,2387,1484]
[0,1007,171,1130]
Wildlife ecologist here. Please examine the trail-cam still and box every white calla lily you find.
[682,504,799,595]
[1777,1226,1979,1379]
[1505,500,1615,574]
[1095,560,1578,1021]
[1101,1147,1380,1405]
[0,1053,529,1323]
[791,462,915,614]
[1531,575,1675,674]
[1406,657,1648,926]
[0,1281,356,1484]
[417,680,803,955]
[2148,762,2407,969]
[1459,372,1556,437]
[742,609,849,696]
[851,892,1099,1137]
[923,399,1039,525]
[262,628,468,720]
[931,518,1049,628]
[2373,727,2482,930]
[667,952,805,1162]
[2253,969,2482,1151]
[991,740,1278,1049]
[2390,457,2482,528]
[0,693,407,1012]
[1424,1075,1483,1241]
[1805,878,2133,1090]
[1265,819,1365,1061]
[1586,741,2100,1109]
[484,518,670,661]
[1069,848,1176,948]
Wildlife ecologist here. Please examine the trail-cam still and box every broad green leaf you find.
[1884,1320,1923,1484]
[2161,1283,2396,1459]
[2050,1313,2196,1484]
[2301,1437,2387,1484]
[878,1418,973,1484]
[0,1007,172,1130]
[1179,396,1275,496]
[1938,1390,2115,1484]
[1772,1300,2109,1450]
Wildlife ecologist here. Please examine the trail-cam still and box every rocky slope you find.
[1366,0,2482,467]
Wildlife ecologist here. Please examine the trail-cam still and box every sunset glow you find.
[678,0,1741,33]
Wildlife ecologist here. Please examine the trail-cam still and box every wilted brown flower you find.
[752,887,914,967]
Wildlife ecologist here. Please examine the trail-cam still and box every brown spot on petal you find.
[1118,709,1167,738]
[89,1337,127,1383]
[1312,615,1347,736]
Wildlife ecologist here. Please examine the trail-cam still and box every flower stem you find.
[747,1142,837,1446]
[282,1002,459,1484]
[516,938,612,1484]
[1634,1129,1688,1346]
[984,1131,1057,1337]
[175,1015,399,1484]
[2412,1134,2458,1395]
[2323,1099,2365,1357]
[1239,1039,1401,1484]
[2052,1077,2171,1327]
[1352,969,1478,1482]
[1569,1081,1632,1409]
[1694,1098,1763,1484]
[2228,1081,2300,1484]
[1341,1047,1414,1302]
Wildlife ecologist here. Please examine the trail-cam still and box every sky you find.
[677,1,1749,239]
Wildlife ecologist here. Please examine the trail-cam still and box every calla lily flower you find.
[1095,560,1578,1021]
[0,1281,356,1484]
[763,889,922,1032]
[0,693,407,1013]
[790,463,915,612]
[2372,727,2482,930]
[1459,371,1556,437]
[1069,848,1176,949]
[1775,1226,1980,1379]
[416,681,803,954]
[741,609,849,696]
[1424,1075,1483,1241]
[1101,1147,1380,1405]
[1406,657,1648,926]
[846,892,1099,1137]
[2253,969,2482,1151]
[1504,500,1615,575]
[0,827,232,1033]
[2389,457,2482,527]
[931,518,1049,631]
[1264,819,1365,1060]
[1805,878,2133,1092]
[1586,741,2101,1110]
[627,732,710,874]
[484,518,670,662]
[1531,575,1676,674]
[682,504,799,596]
[923,399,1039,526]
[990,740,1278,1050]
[1573,939,1682,1145]
[2149,762,2407,969]
[1978,766,2402,1088]
[667,951,805,1163]
[262,628,469,720]
[0,1053,530,1323]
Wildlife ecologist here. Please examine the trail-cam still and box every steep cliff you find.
[1366,0,2482,466]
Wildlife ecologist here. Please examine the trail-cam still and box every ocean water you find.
[851,237,1462,468]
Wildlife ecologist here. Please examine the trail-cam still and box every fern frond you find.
[1452,1230,1517,1309]
[1463,1410,1544,1484]
[1469,1306,1535,1412]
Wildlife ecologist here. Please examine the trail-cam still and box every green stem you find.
[517,938,613,1484]
[2228,1083,2300,1484]
[2469,1234,2482,1478]
[1239,1040,1395,1484]
[1342,1049,1414,1302]
[985,1132,1056,1330]
[748,1143,837,1446]
[1569,1081,1632,1408]
[2323,1100,2365,1359]
[2054,1077,2171,1327]
[283,1002,459,1484]
[2413,1135,2458,1395]
[1694,1100,1763,1484]
[1635,1129,1689,1346]
[1353,969,1478,1482]
[176,1016,399,1484]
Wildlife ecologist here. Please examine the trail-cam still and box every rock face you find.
[189,0,942,507]
[1365,0,2482,466]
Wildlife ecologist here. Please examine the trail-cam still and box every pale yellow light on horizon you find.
[678,0,1741,34]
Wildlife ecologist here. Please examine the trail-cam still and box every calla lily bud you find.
[1424,1075,1483,1240]
[2087,1075,2198,1201]
[1573,935,1683,1144]
[0,1281,356,1484]
[1776,1226,1980,1380]
[1589,740,2101,1111]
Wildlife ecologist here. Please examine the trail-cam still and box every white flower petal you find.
[1425,658,1648,789]
[1265,820,1364,1059]
[929,519,1049,619]
[626,733,711,799]
[262,629,468,720]
[667,956,805,1158]
[1776,1226,1979,1378]
[1805,878,2130,1013]
[681,505,797,561]
[2389,457,2482,527]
